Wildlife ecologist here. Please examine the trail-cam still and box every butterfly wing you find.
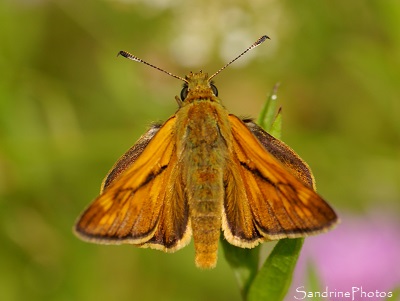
[243,119,315,189]
[101,123,162,192]
[222,115,337,248]
[75,116,191,252]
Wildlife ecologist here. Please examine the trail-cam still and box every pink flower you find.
[288,211,400,301]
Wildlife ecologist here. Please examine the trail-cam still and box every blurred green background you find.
[1,0,399,300]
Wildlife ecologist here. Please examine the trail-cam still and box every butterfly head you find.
[179,71,219,104]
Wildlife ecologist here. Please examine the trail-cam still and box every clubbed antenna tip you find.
[117,50,188,83]
[208,35,270,81]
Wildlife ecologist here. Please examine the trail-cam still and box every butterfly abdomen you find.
[177,100,231,269]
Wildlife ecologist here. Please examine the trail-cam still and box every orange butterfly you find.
[74,36,337,269]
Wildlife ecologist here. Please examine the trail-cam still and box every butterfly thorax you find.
[175,83,232,268]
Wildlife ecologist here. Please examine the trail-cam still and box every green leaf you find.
[306,262,324,301]
[247,238,304,301]
[221,240,260,299]
[269,107,282,139]
[257,83,280,133]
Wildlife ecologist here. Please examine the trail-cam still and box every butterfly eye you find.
[211,83,218,96]
[180,86,188,101]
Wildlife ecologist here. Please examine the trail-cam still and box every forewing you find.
[243,119,315,189]
[101,123,162,192]
[223,115,337,247]
[75,116,191,252]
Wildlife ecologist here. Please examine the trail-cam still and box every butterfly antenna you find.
[118,51,188,83]
[208,35,270,81]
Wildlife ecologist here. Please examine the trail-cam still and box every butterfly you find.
[74,35,337,269]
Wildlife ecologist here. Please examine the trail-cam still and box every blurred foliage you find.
[0,0,399,301]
